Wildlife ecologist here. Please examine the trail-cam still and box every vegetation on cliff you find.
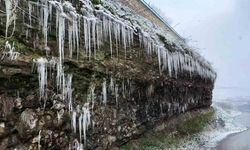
[121,108,215,150]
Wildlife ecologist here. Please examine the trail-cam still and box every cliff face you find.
[0,0,216,149]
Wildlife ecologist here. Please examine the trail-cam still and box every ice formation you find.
[1,41,20,60]
[4,0,18,37]
[63,74,73,111]
[72,110,77,133]
[34,58,48,105]
[4,0,216,81]
[38,130,41,150]
[71,105,91,145]
[81,105,91,145]
[2,0,217,147]
[20,109,38,129]
[115,84,119,106]
[87,85,96,109]
[102,80,107,105]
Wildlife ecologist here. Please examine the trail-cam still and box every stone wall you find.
[119,0,185,42]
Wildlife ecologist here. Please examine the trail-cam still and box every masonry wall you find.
[119,0,184,42]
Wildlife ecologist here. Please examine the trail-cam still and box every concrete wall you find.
[119,0,185,43]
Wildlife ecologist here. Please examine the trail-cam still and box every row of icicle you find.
[3,0,216,81]
[2,0,216,149]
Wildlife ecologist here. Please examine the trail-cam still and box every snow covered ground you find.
[175,102,247,150]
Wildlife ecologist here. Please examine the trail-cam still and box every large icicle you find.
[42,0,49,49]
[102,80,107,105]
[4,0,19,37]
[49,1,66,90]
[35,58,48,108]
[63,74,73,111]
[72,111,77,133]
[81,105,91,145]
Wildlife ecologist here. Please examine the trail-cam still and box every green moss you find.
[104,6,115,15]
[95,50,106,61]
[157,34,167,44]
[121,108,215,150]
[177,108,215,135]
[0,36,32,53]
[91,0,102,5]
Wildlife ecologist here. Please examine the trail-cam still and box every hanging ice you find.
[81,106,91,145]
[115,84,119,106]
[102,80,107,105]
[1,41,20,60]
[4,0,19,37]
[72,111,77,133]
[63,74,73,111]
[38,130,41,150]
[34,58,48,106]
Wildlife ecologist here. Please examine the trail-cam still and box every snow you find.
[175,104,247,149]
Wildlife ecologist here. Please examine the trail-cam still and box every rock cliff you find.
[0,0,216,149]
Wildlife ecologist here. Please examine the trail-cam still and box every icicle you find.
[115,84,119,106]
[92,19,97,58]
[5,0,18,37]
[63,74,73,111]
[110,76,114,94]
[42,0,49,49]
[49,1,65,90]
[157,47,162,74]
[56,13,65,89]
[35,58,48,107]
[38,130,42,150]
[57,109,64,123]
[72,111,77,133]
[82,106,91,145]
[102,80,107,106]
[79,113,83,142]
[28,1,32,25]
[108,19,112,57]
[88,85,96,109]
[1,41,20,60]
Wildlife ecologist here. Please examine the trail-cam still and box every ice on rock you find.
[72,111,77,133]
[87,85,96,109]
[63,2,79,58]
[115,84,119,106]
[95,9,134,57]
[34,58,48,106]
[102,80,107,105]
[57,109,64,123]
[81,105,91,145]
[38,130,41,150]
[1,41,20,60]
[63,74,73,111]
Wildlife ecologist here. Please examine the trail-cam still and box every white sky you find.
[145,0,250,99]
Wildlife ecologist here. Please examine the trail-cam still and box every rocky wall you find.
[0,0,215,149]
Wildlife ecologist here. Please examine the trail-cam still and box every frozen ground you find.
[174,102,247,150]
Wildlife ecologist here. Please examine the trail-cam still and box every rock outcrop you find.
[0,0,216,149]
